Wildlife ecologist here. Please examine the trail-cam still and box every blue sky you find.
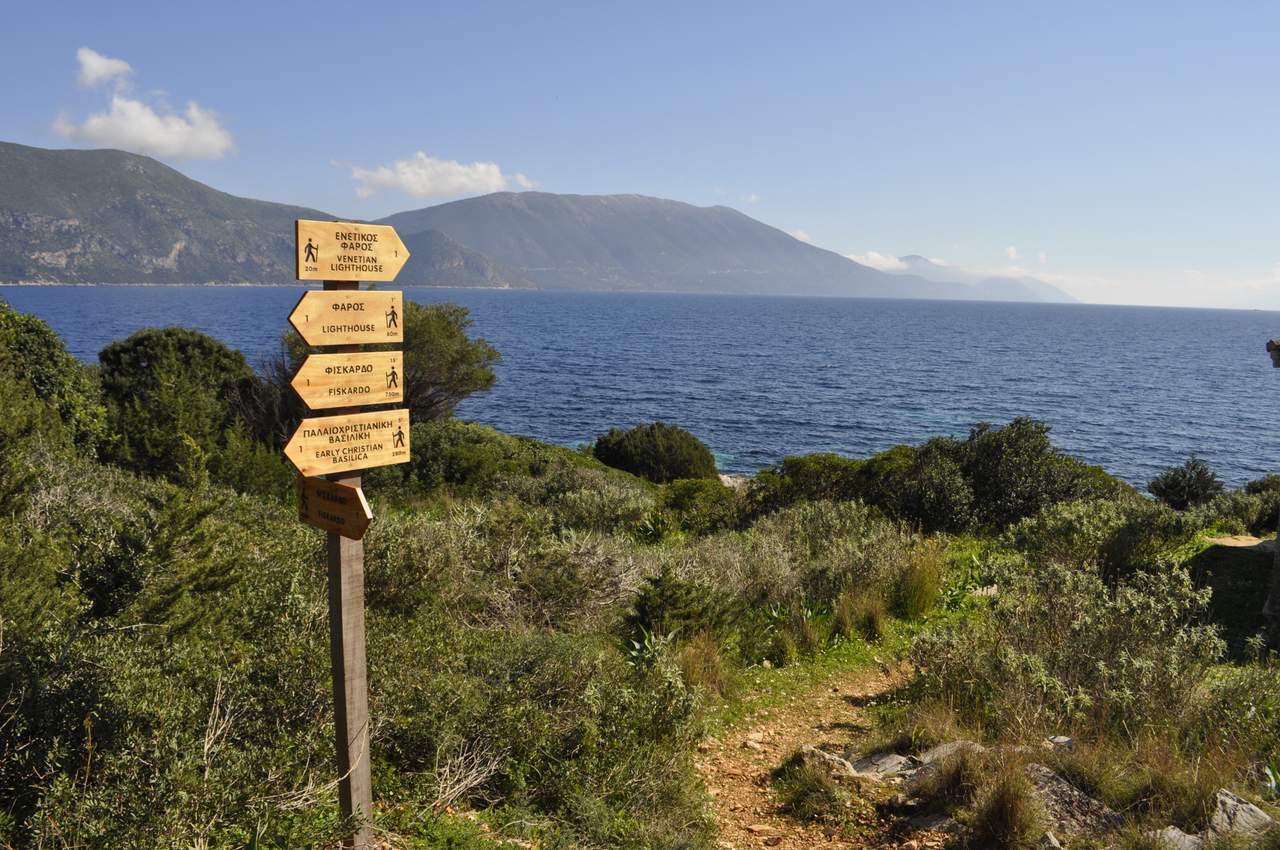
[4,0,1278,307]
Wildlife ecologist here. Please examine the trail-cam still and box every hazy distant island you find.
[0,141,1073,302]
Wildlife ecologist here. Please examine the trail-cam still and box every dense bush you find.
[0,440,710,847]
[593,421,717,483]
[98,328,268,483]
[911,559,1224,741]
[1148,456,1224,510]
[662,477,742,534]
[747,418,1129,533]
[0,300,106,452]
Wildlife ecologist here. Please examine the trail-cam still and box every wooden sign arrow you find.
[288,290,404,346]
[291,351,404,410]
[296,219,410,282]
[298,476,373,539]
[283,408,410,477]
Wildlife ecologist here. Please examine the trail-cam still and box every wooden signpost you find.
[298,475,373,539]
[296,218,411,282]
[284,409,411,477]
[285,219,412,848]
[288,290,404,346]
[291,351,404,410]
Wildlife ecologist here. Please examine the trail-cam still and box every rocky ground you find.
[698,662,1277,850]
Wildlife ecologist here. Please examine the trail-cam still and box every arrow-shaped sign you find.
[284,409,410,477]
[288,290,403,346]
[298,476,373,539]
[296,219,410,282]
[291,351,404,410]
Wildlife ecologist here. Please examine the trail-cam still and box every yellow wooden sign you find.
[284,409,410,477]
[296,219,410,282]
[288,290,404,346]
[298,476,373,539]
[291,351,404,410]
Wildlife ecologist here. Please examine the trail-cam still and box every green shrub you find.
[900,441,977,532]
[833,589,887,642]
[746,452,866,516]
[676,631,732,697]
[98,327,255,483]
[593,421,717,483]
[403,420,656,532]
[0,349,68,512]
[0,300,106,453]
[911,560,1224,742]
[663,477,742,534]
[772,750,846,821]
[893,541,945,619]
[1008,497,1206,581]
[964,767,1043,849]
[1006,498,1129,567]
[914,746,987,810]
[1149,456,1224,510]
[622,564,727,645]
[961,418,1127,530]
[746,419,1130,534]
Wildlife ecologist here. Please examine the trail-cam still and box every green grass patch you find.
[705,621,909,734]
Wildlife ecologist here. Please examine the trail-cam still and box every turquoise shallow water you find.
[3,285,1278,486]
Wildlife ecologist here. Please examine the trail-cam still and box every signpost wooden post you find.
[285,219,411,848]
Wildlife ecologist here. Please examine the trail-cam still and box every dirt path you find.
[697,663,924,850]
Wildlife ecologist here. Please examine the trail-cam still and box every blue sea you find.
[2,285,1277,487]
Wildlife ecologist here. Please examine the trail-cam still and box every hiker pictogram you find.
[386,303,399,329]
[386,364,399,388]
[303,238,318,264]
[393,426,406,448]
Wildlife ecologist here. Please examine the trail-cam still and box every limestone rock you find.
[799,744,858,778]
[850,751,916,777]
[1208,789,1274,838]
[1147,826,1204,850]
[1024,763,1124,836]
[1042,735,1074,752]
[918,740,984,764]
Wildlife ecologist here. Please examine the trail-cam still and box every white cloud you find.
[742,192,761,204]
[349,151,530,199]
[54,95,233,160]
[847,250,907,271]
[1038,251,1048,265]
[76,47,132,88]
[1005,245,1019,260]
[788,229,812,243]
[55,49,232,160]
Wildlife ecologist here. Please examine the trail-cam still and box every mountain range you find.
[0,141,1074,302]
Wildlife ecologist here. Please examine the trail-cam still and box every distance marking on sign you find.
[284,408,411,477]
[296,219,410,282]
[291,351,404,410]
[288,290,404,346]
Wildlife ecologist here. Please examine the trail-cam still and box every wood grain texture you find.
[288,289,404,346]
[296,219,410,281]
[319,280,373,848]
[298,475,373,539]
[284,403,410,477]
[327,470,373,847]
[291,351,404,410]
